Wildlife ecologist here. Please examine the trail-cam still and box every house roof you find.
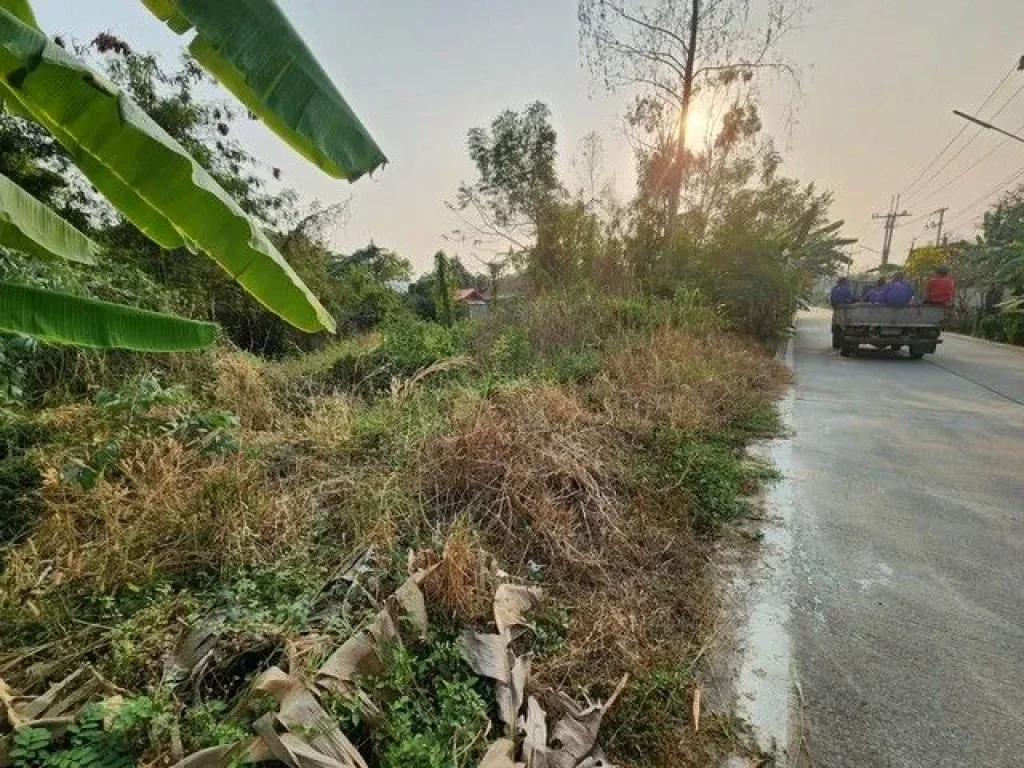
[454,288,486,303]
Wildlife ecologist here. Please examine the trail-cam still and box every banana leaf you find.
[0,0,37,27]
[0,171,98,264]
[142,0,386,180]
[0,8,335,334]
[0,281,218,351]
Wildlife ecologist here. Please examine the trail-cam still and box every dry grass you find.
[3,437,312,596]
[418,327,786,765]
[595,327,790,435]
[214,353,280,431]
[1,318,787,768]
[419,519,493,624]
[420,386,625,570]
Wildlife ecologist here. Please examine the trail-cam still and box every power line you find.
[944,164,1024,230]
[900,63,1017,198]
[903,81,1024,206]
[904,119,1024,209]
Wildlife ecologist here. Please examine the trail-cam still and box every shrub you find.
[328,319,471,395]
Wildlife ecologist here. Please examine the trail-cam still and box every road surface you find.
[787,311,1024,767]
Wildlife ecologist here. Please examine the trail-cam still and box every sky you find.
[39,0,1024,274]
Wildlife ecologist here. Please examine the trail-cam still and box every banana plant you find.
[0,169,219,349]
[142,0,387,181]
[0,282,218,351]
[0,0,386,350]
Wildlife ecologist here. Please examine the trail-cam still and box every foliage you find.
[144,0,387,180]
[10,698,158,768]
[905,244,948,280]
[327,318,470,395]
[454,101,560,253]
[329,631,491,768]
[578,0,803,228]
[0,8,333,340]
[433,251,456,327]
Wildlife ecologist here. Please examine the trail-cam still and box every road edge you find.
[731,335,798,761]
[945,331,1024,354]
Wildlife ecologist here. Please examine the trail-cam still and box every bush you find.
[328,319,471,394]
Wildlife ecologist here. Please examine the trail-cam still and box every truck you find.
[831,304,947,359]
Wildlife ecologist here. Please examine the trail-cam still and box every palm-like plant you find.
[0,0,385,350]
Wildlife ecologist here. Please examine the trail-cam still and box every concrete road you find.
[787,311,1024,767]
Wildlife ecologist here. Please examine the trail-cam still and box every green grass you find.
[602,664,694,764]
[640,425,780,533]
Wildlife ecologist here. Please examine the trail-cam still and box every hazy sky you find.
[39,1,1024,273]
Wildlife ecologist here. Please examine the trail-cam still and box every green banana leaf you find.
[0,8,335,334]
[0,0,37,27]
[0,281,218,351]
[142,0,386,181]
[0,171,98,265]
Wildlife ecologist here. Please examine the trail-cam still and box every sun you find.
[684,107,711,148]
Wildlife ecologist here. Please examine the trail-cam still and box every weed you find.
[603,664,693,765]
[540,348,602,384]
[179,700,249,753]
[332,630,492,768]
[0,414,49,549]
[10,698,158,768]
[642,430,775,532]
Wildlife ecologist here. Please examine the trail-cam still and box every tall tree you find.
[579,0,802,234]
[452,102,561,254]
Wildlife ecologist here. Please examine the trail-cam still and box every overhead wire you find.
[899,64,1017,198]
[905,119,1024,210]
[943,164,1024,230]
[903,80,1024,207]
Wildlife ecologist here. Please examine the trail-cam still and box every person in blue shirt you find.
[882,272,916,307]
[863,277,886,304]
[829,276,854,306]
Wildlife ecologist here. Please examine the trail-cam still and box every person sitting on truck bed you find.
[882,272,916,307]
[864,277,886,304]
[924,265,955,305]
[829,276,854,306]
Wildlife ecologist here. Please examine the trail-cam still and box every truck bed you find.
[833,304,948,327]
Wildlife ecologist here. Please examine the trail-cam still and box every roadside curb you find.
[723,337,798,764]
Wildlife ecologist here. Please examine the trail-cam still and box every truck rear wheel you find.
[832,328,843,349]
[908,346,925,359]
[839,345,855,357]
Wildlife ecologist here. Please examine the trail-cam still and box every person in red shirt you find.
[924,266,955,305]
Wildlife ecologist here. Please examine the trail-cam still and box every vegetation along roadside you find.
[0,1,851,766]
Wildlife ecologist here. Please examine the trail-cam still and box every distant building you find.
[454,287,489,321]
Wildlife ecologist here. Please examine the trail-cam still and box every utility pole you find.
[928,207,949,246]
[872,195,912,267]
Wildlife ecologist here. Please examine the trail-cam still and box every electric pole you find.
[928,207,949,246]
[872,195,912,267]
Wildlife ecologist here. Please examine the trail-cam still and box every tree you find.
[433,251,456,327]
[579,0,802,233]
[452,102,561,254]
[329,242,411,284]
[905,245,948,281]
[0,0,385,351]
